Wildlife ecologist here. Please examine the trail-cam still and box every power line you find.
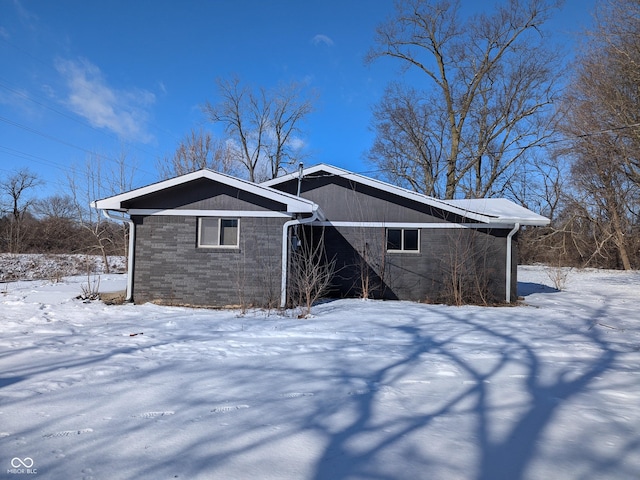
[0,35,181,168]
[0,114,160,180]
[0,77,166,172]
[0,144,69,171]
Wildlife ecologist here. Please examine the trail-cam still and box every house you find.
[91,164,549,308]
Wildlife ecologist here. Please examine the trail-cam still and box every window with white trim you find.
[386,228,419,252]
[198,218,239,248]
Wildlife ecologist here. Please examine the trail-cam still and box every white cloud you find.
[311,34,335,47]
[54,57,155,143]
[288,136,306,151]
[0,26,9,40]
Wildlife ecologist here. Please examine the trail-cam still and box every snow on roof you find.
[441,198,550,226]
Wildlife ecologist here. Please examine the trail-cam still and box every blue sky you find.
[1,0,595,198]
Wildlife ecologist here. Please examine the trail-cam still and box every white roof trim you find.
[91,169,318,213]
[313,221,518,229]
[263,163,549,226]
[127,209,293,218]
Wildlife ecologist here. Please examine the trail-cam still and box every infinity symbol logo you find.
[11,457,34,468]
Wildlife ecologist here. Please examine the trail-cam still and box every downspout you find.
[102,209,135,302]
[505,222,520,304]
[280,206,319,308]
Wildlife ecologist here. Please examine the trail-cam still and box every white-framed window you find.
[198,218,239,248]
[386,228,420,252]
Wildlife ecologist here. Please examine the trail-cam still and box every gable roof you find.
[263,163,550,226]
[91,168,319,214]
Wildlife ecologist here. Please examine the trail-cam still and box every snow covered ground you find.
[1,266,639,480]
[0,254,126,282]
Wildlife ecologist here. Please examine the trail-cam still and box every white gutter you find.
[313,221,511,229]
[505,222,520,304]
[279,206,320,308]
[102,210,135,302]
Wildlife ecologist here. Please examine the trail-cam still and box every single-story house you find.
[92,163,549,307]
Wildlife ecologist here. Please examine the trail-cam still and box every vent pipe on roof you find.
[296,162,304,197]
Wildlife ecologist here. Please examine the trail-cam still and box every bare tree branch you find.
[367,0,563,199]
[204,76,314,182]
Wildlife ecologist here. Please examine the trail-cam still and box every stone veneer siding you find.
[132,215,286,307]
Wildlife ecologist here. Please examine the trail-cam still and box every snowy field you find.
[0,254,126,282]
[1,265,639,480]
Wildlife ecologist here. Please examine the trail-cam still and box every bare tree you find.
[68,160,112,271]
[68,152,137,272]
[289,227,336,317]
[204,76,314,182]
[268,82,314,179]
[0,168,42,253]
[32,194,82,253]
[156,128,238,179]
[559,0,640,270]
[368,83,447,197]
[367,0,563,199]
[354,229,389,300]
[435,228,501,305]
[33,194,75,221]
[578,0,640,188]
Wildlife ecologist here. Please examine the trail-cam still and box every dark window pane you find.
[387,229,402,250]
[404,229,419,250]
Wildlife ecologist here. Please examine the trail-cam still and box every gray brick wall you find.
[132,215,285,307]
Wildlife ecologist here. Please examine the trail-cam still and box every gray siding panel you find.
[320,225,514,303]
[272,175,468,223]
[132,215,284,307]
[272,173,517,303]
[124,178,287,211]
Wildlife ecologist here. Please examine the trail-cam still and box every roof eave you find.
[487,218,550,227]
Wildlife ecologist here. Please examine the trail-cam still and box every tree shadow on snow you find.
[51,297,634,480]
[307,301,625,480]
[0,376,26,388]
[517,281,559,296]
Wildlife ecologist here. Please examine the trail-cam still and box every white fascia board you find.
[91,169,318,213]
[313,221,515,229]
[127,209,293,218]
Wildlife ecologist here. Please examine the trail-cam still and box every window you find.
[386,228,419,252]
[198,218,239,248]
